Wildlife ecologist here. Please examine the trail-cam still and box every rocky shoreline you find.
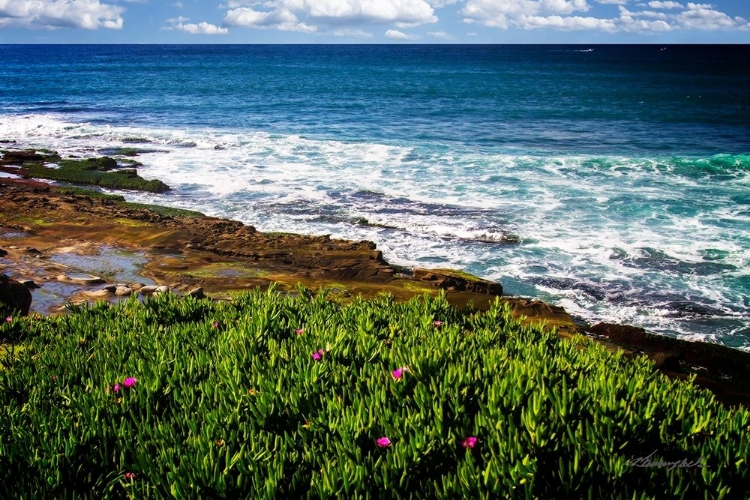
[1,151,749,407]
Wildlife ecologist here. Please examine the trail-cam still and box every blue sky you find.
[0,0,748,43]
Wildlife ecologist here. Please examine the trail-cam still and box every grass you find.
[0,288,747,499]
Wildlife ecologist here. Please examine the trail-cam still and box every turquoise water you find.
[1,44,748,349]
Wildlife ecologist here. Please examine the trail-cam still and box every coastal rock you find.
[187,287,205,299]
[18,279,40,289]
[115,285,136,297]
[154,285,170,294]
[57,274,106,285]
[0,248,7,257]
[138,285,159,295]
[0,274,32,316]
[413,269,502,296]
[84,289,112,299]
[0,150,45,165]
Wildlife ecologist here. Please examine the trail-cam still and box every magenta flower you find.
[391,366,408,380]
[113,383,121,393]
[295,328,304,336]
[123,377,137,389]
[462,436,478,449]
[212,321,220,329]
[434,320,443,327]
[312,349,324,361]
[124,472,136,480]
[5,316,11,323]
[376,437,391,448]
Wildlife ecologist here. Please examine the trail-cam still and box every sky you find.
[0,0,748,44]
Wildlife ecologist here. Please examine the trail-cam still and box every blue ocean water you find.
[1,44,749,349]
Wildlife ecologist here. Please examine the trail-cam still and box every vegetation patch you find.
[0,289,747,499]
[183,262,269,279]
[23,157,170,193]
[53,186,126,202]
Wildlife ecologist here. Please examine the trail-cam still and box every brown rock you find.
[0,274,32,316]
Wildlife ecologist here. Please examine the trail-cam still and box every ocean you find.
[0,44,748,350]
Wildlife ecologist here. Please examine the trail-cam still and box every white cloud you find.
[517,14,617,30]
[429,0,458,6]
[0,0,124,30]
[461,0,591,28]
[175,21,228,35]
[428,29,452,38]
[466,31,477,35]
[460,0,747,33]
[224,7,316,32]
[223,0,438,33]
[677,3,744,29]
[332,27,373,37]
[647,1,682,8]
[385,28,417,39]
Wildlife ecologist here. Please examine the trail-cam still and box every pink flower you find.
[113,383,121,393]
[123,377,137,389]
[434,320,443,327]
[5,316,11,323]
[312,349,324,361]
[376,437,391,448]
[124,472,136,480]
[462,436,478,449]
[391,366,408,380]
[212,321,220,329]
[295,328,304,336]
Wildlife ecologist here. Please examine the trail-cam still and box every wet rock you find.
[103,284,118,293]
[57,274,106,285]
[115,285,136,297]
[138,285,158,295]
[0,274,32,316]
[0,248,7,257]
[0,150,45,164]
[187,287,205,299]
[413,269,502,295]
[650,351,683,371]
[154,285,170,294]
[84,289,112,299]
[18,279,40,289]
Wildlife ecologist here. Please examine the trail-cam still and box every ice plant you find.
[123,377,137,389]
[312,349,324,361]
[391,366,408,380]
[462,436,478,449]
[377,437,391,448]
[5,316,11,323]
[212,321,220,329]
[434,320,443,327]
[295,328,304,335]
[124,472,136,480]
[112,383,121,393]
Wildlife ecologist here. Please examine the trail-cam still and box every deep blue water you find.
[1,44,749,349]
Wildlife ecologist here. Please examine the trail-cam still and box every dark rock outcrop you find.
[413,269,502,295]
[0,274,32,316]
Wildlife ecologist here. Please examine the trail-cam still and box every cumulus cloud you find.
[223,0,437,33]
[647,1,682,8]
[385,28,417,39]
[0,0,124,30]
[163,16,228,34]
[517,14,618,30]
[460,0,747,32]
[224,6,316,32]
[332,27,373,37]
